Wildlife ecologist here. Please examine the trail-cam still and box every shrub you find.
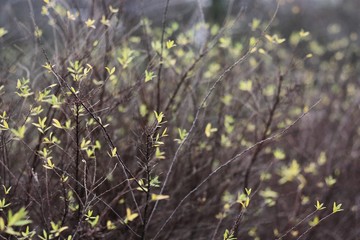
[0,0,358,239]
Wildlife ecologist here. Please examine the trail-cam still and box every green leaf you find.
[145,70,156,82]
[249,37,257,46]
[52,119,63,129]
[0,217,4,231]
[155,147,165,159]
[0,198,11,209]
[219,37,231,48]
[239,80,252,91]
[5,226,20,236]
[150,175,161,188]
[85,18,96,29]
[3,120,9,129]
[315,200,326,210]
[107,220,116,230]
[111,147,117,157]
[259,188,278,207]
[273,149,286,160]
[166,40,176,49]
[11,126,26,139]
[221,94,233,106]
[109,5,119,13]
[7,208,32,227]
[151,194,169,201]
[94,140,101,150]
[43,158,55,169]
[139,104,148,117]
[223,229,236,240]
[0,119,9,130]
[205,123,217,138]
[317,152,327,165]
[258,48,267,55]
[117,47,135,69]
[88,215,99,227]
[0,27,8,38]
[259,188,278,199]
[299,29,310,38]
[325,175,336,186]
[80,138,91,150]
[265,34,286,44]
[236,192,250,208]
[309,216,320,227]
[124,208,138,223]
[154,111,164,123]
[38,230,49,240]
[332,202,344,213]
[3,185,11,195]
[251,18,261,31]
[15,78,33,98]
[105,66,116,75]
[278,160,301,184]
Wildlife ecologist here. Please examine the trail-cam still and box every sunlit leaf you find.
[166,40,176,49]
[205,123,217,138]
[151,194,170,201]
[85,19,96,29]
[0,28,8,38]
[332,202,344,213]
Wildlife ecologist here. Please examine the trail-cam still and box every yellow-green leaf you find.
[85,19,96,29]
[0,28,8,38]
[332,202,344,213]
[125,208,138,223]
[309,216,320,227]
[278,160,300,184]
[52,119,63,129]
[151,194,170,201]
[205,123,217,138]
[105,66,116,75]
[239,80,252,91]
[315,200,326,210]
[273,149,286,160]
[325,175,336,186]
[166,40,176,49]
[111,147,117,157]
[145,70,155,82]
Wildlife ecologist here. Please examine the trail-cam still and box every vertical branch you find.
[75,102,82,222]
[140,0,152,63]
[229,206,244,238]
[156,0,171,112]
[45,166,51,219]
[243,75,284,189]
[25,104,56,205]
[141,131,153,240]
[0,134,8,185]
[60,179,69,227]
[99,0,112,107]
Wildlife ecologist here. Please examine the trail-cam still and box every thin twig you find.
[156,0,171,112]
[276,209,317,240]
[243,74,284,189]
[148,0,281,229]
[296,212,337,240]
[42,50,146,225]
[152,99,321,239]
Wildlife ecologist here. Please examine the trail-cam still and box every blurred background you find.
[0,0,359,239]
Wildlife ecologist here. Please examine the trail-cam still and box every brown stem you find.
[243,75,284,189]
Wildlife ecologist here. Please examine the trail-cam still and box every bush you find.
[0,0,358,239]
